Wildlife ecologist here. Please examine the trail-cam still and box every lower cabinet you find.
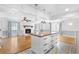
[32,35,57,54]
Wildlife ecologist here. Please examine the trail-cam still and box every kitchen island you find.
[31,32,58,54]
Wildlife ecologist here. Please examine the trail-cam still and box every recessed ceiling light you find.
[65,8,69,12]
[68,23,73,26]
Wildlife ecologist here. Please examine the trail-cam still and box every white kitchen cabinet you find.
[31,35,41,53]
[51,34,58,46]
[40,36,51,53]
[31,34,57,54]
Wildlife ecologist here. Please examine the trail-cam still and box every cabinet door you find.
[32,36,41,53]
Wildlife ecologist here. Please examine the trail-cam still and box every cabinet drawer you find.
[43,47,50,53]
[41,44,50,50]
[42,37,48,41]
[42,43,48,46]
[43,49,48,53]
[41,37,51,43]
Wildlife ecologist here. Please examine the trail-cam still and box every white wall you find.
[0,17,8,31]
[62,18,79,31]
[51,22,60,32]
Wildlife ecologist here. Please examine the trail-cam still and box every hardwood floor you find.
[0,35,77,54]
[57,35,75,44]
[0,35,31,54]
[57,35,76,54]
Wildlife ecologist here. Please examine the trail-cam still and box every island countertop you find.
[30,32,57,37]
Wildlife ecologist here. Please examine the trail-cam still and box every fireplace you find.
[25,29,31,34]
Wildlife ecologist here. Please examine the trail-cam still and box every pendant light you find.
[34,4,38,22]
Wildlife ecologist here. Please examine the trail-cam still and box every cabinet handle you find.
[51,40,53,43]
[51,36,54,37]
[43,38,47,40]
[44,49,47,52]
[43,43,48,46]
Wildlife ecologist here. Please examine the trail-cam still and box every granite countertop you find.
[31,32,57,37]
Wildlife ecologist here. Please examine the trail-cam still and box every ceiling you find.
[30,4,79,17]
[0,4,79,16]
[0,4,79,20]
